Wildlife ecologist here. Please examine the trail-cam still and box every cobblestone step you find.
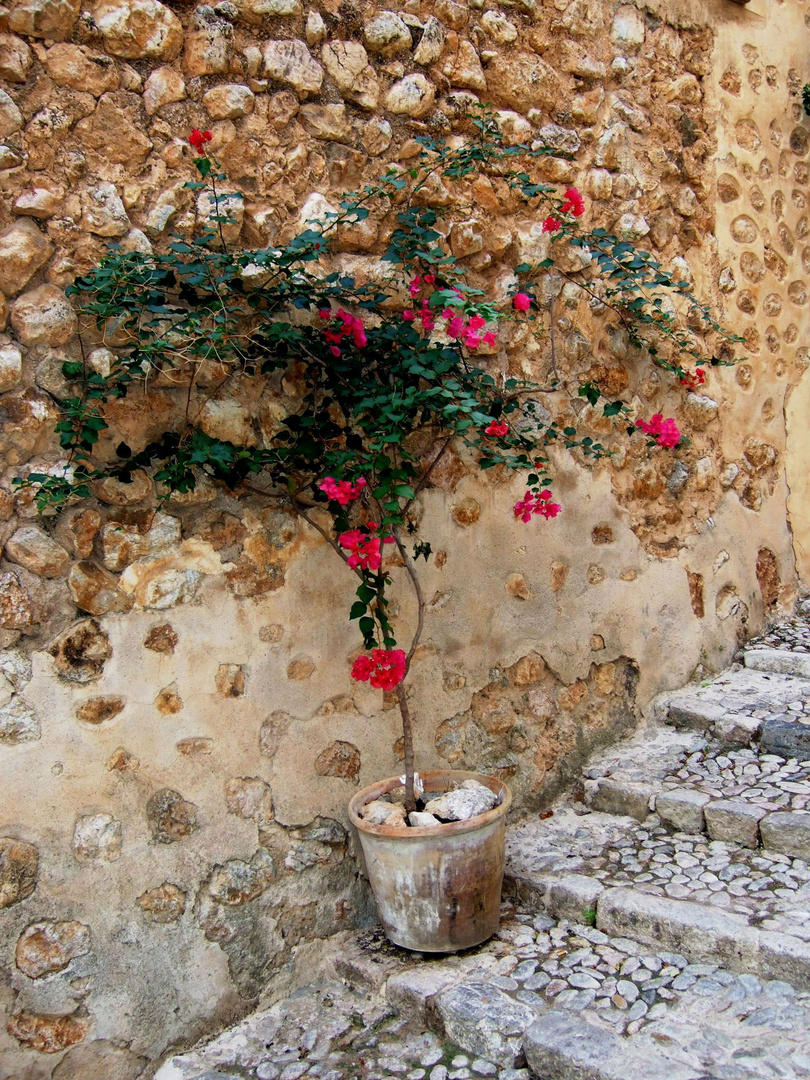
[664,667,810,741]
[745,647,810,679]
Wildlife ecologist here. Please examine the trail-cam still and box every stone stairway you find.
[155,614,810,1080]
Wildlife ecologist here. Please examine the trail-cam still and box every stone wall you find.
[0,0,808,1075]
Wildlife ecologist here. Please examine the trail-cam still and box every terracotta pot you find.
[348,769,512,953]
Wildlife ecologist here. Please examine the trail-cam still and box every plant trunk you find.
[397,683,416,813]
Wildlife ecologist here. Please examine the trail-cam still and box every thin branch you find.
[391,529,426,671]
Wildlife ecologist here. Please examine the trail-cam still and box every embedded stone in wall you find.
[0,220,53,298]
[7,1009,89,1054]
[5,525,70,578]
[0,697,40,743]
[550,562,569,591]
[285,817,346,872]
[237,0,301,24]
[0,33,33,82]
[15,187,61,220]
[142,65,186,114]
[136,882,186,923]
[176,737,213,755]
[48,619,112,684]
[486,52,557,113]
[183,16,232,76]
[321,41,379,110]
[263,39,323,97]
[481,11,516,45]
[94,0,184,61]
[683,393,719,429]
[63,510,100,559]
[299,103,350,143]
[75,696,124,725]
[123,563,203,610]
[101,512,182,572]
[363,12,412,57]
[52,1039,148,1080]
[413,15,444,64]
[8,0,80,41]
[45,44,119,95]
[314,741,361,782]
[385,74,435,118]
[11,284,77,346]
[203,83,255,120]
[505,573,531,600]
[0,90,22,137]
[15,920,91,978]
[94,469,153,506]
[0,343,22,393]
[73,813,122,861]
[68,561,133,616]
[147,788,198,843]
[107,746,139,771]
[81,184,131,238]
[287,658,315,680]
[0,571,38,630]
[206,848,275,905]
[756,548,780,607]
[73,92,153,165]
[744,437,777,473]
[225,776,274,826]
[0,837,38,906]
[143,622,177,654]
[215,663,245,697]
[155,682,182,714]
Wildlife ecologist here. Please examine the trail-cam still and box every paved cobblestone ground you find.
[157,611,810,1080]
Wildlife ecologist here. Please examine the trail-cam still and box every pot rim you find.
[348,768,512,840]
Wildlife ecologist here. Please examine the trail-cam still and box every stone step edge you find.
[578,774,810,858]
[504,871,810,989]
[745,648,810,680]
[524,1009,707,1080]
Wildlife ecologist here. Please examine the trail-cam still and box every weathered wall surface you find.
[0,0,807,1075]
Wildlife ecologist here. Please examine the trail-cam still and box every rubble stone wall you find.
[0,0,807,1075]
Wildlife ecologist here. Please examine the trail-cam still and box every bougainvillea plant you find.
[18,108,743,812]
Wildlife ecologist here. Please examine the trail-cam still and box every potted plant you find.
[20,111,741,952]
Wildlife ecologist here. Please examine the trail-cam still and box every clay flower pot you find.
[348,769,512,953]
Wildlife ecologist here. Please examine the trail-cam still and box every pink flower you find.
[468,314,486,331]
[351,654,374,681]
[513,293,532,312]
[409,276,421,298]
[636,414,682,449]
[464,331,481,349]
[482,331,497,347]
[317,307,331,319]
[485,420,509,437]
[351,648,407,690]
[322,309,367,354]
[560,186,585,217]
[318,476,367,506]
[189,129,213,151]
[402,309,415,322]
[338,525,395,572]
[424,273,436,285]
[679,369,706,390]
[513,489,561,523]
[542,216,561,234]
[446,315,465,338]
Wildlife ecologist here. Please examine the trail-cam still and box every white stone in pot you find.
[361,799,406,827]
[424,780,498,822]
